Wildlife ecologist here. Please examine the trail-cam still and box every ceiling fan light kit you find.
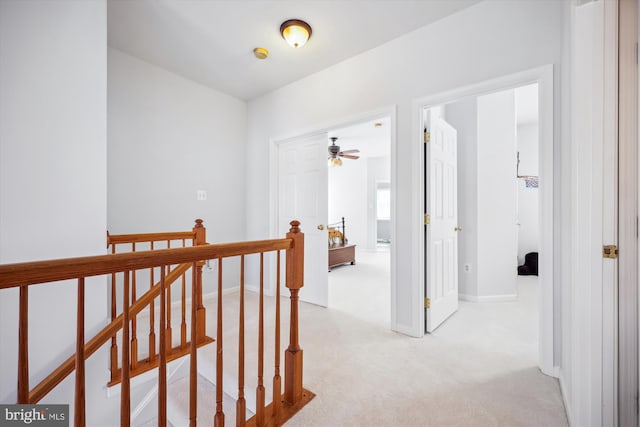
[329,157,343,167]
[328,137,360,167]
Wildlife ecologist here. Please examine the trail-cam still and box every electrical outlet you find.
[464,264,471,272]
[197,190,207,201]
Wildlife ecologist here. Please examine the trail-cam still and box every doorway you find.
[326,117,392,326]
[421,83,541,337]
[414,65,555,376]
[271,108,397,329]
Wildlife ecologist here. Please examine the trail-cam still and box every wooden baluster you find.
[272,251,282,424]
[285,221,304,405]
[149,242,156,363]
[75,278,86,427]
[131,243,138,371]
[166,263,172,354]
[110,244,118,383]
[121,271,131,427]
[181,239,187,349]
[158,267,167,426]
[194,219,207,342]
[214,258,225,427]
[256,253,266,427]
[236,255,246,427]
[195,261,204,342]
[17,285,29,404]
[189,262,198,427]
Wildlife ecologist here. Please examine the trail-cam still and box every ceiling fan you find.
[328,137,359,167]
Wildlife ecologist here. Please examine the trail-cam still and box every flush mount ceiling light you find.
[280,19,312,48]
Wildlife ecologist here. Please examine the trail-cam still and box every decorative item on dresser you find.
[327,217,356,271]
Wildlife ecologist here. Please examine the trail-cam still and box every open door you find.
[425,115,459,332]
[278,134,329,307]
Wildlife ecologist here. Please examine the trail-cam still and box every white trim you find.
[616,0,638,424]
[459,293,518,303]
[601,0,620,425]
[412,65,556,376]
[202,285,241,302]
[458,294,477,302]
[106,356,187,399]
[558,371,574,427]
[268,105,400,332]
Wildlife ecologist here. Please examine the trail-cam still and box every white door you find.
[278,134,328,307]
[426,116,458,332]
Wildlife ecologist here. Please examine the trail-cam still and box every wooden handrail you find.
[107,231,196,245]
[0,239,292,289]
[4,220,314,426]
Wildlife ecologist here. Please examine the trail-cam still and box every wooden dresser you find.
[328,244,356,271]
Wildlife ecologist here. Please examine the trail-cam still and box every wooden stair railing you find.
[0,220,314,427]
[106,219,211,386]
[29,262,195,404]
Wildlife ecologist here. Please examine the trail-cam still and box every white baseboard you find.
[393,322,423,338]
[106,357,186,399]
[459,293,477,302]
[558,369,573,427]
[459,293,517,303]
[202,285,240,303]
[244,283,277,297]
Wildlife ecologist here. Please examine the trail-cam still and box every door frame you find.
[412,65,555,376]
[268,106,398,328]
[618,0,638,424]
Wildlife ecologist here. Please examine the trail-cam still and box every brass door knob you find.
[454,226,462,232]
[317,224,325,230]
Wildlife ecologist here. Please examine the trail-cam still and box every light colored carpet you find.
[287,249,567,427]
[137,248,568,426]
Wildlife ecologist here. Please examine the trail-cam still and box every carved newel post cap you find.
[289,220,301,233]
[194,219,204,228]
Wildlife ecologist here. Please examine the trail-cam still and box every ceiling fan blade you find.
[339,149,360,154]
[341,154,360,160]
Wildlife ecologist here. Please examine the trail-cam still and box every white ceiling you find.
[107,0,482,100]
[329,116,391,159]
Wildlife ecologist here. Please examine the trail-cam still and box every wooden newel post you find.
[285,220,304,405]
[193,219,207,342]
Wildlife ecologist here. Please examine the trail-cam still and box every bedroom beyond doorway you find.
[326,116,391,326]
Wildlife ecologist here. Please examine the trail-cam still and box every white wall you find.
[477,90,518,299]
[0,0,110,423]
[108,48,248,292]
[444,97,478,298]
[247,0,567,336]
[327,155,390,251]
[517,124,540,264]
[328,158,368,247]
[108,48,246,239]
[369,157,391,249]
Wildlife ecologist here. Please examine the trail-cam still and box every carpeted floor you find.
[286,248,568,427]
[137,248,568,427]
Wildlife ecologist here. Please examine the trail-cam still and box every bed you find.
[327,217,356,271]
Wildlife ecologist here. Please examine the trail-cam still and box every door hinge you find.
[603,245,618,259]
[424,127,430,143]
[424,214,430,225]
[424,297,430,309]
